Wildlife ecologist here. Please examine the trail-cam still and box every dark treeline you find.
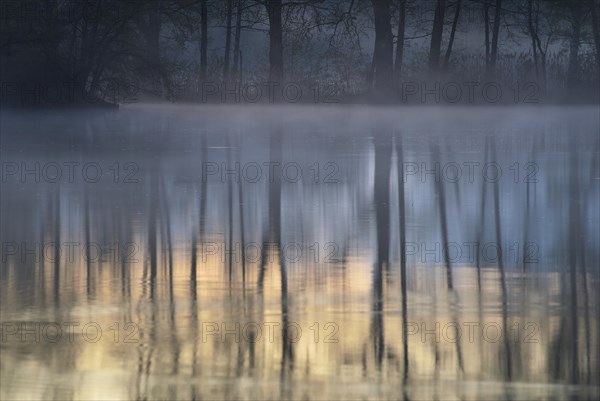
[1,0,599,106]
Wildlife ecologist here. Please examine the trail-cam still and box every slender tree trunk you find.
[232,0,243,82]
[371,0,394,92]
[484,0,490,65]
[444,0,462,70]
[429,0,446,73]
[199,0,208,84]
[139,1,164,97]
[527,0,539,81]
[487,0,502,79]
[223,0,233,83]
[590,1,600,76]
[266,0,283,85]
[394,0,407,83]
[567,1,582,94]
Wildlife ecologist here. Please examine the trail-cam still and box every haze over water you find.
[1,105,599,400]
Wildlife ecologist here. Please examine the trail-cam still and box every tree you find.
[200,0,208,84]
[429,0,446,73]
[444,0,462,70]
[371,0,394,92]
[591,0,600,75]
[265,0,284,84]
[567,0,583,91]
[486,0,502,79]
[231,0,244,83]
[394,0,407,82]
[223,0,234,83]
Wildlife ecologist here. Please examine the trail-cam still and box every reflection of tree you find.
[371,127,392,370]
[396,134,409,382]
[491,138,512,381]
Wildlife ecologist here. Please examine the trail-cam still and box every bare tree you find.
[394,0,407,82]
[429,0,446,73]
[444,0,462,70]
[567,0,583,92]
[371,0,394,92]
[265,0,284,84]
[223,0,234,83]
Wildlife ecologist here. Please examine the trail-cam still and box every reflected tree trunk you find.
[237,135,247,292]
[396,135,409,381]
[491,138,512,380]
[431,143,453,289]
[53,188,60,306]
[568,139,580,384]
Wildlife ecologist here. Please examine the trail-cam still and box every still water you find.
[1,105,599,400]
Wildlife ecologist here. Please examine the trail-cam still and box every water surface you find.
[1,105,599,400]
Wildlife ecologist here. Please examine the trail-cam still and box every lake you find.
[1,105,598,400]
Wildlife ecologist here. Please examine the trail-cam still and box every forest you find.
[1,0,599,106]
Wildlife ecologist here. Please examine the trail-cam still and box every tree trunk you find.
[232,0,243,83]
[591,1,600,76]
[199,0,208,84]
[394,0,406,83]
[487,0,501,79]
[223,0,233,83]
[266,0,284,85]
[527,0,547,94]
[429,0,446,73]
[147,1,164,96]
[371,0,394,92]
[527,0,539,81]
[484,0,490,65]
[443,0,462,70]
[567,1,582,92]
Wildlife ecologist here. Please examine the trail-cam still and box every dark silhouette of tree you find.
[394,0,407,82]
[567,0,583,96]
[265,0,284,84]
[232,0,244,83]
[487,0,502,78]
[223,0,234,83]
[371,0,394,92]
[444,0,462,70]
[591,0,600,76]
[200,0,209,84]
[429,0,446,73]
